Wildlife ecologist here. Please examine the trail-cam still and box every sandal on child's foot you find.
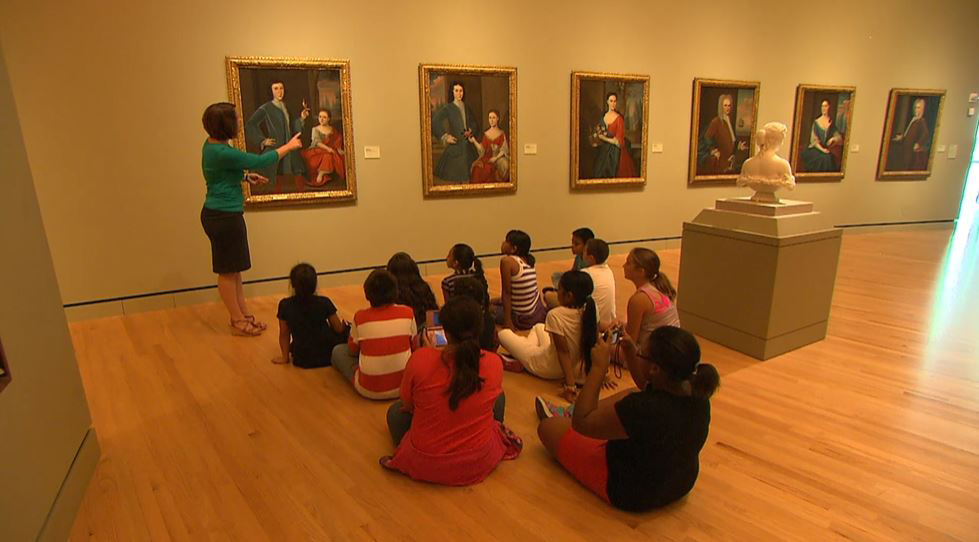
[230,318,263,336]
[242,314,267,331]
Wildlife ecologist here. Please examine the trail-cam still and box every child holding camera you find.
[536,326,719,512]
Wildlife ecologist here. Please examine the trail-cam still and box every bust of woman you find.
[737,121,796,203]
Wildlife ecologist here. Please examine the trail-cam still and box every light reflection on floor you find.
[926,163,979,371]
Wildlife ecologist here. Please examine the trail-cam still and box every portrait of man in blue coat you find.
[245,80,309,181]
[431,81,480,182]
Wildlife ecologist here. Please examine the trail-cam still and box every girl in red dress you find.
[301,108,345,187]
[381,296,522,485]
[468,109,510,183]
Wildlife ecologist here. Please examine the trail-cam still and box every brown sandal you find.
[242,314,268,331]
[230,318,263,336]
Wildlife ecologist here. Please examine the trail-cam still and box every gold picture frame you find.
[688,78,761,184]
[876,88,946,181]
[790,84,857,182]
[570,71,649,189]
[226,56,356,206]
[419,63,517,197]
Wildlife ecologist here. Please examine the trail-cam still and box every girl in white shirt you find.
[498,271,599,401]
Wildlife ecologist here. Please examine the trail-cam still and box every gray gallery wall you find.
[0,41,97,541]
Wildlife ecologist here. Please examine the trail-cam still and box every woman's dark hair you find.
[605,92,619,109]
[505,229,535,267]
[630,248,677,301]
[440,296,485,410]
[386,252,438,324]
[559,270,597,374]
[646,326,719,399]
[364,269,398,307]
[450,243,486,289]
[318,107,332,118]
[451,276,490,307]
[585,238,610,264]
[202,102,237,140]
[450,277,494,350]
[289,263,317,301]
[487,108,501,119]
[572,227,595,243]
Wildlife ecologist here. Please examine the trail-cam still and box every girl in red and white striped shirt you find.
[331,269,417,399]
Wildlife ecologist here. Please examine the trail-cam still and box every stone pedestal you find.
[677,197,842,360]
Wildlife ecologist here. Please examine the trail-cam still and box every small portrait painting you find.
[790,85,856,181]
[226,57,356,205]
[688,78,761,183]
[571,71,648,188]
[877,88,945,180]
[419,64,516,197]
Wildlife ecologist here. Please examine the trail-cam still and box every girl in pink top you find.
[381,297,522,485]
[615,248,680,389]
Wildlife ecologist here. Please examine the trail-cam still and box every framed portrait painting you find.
[877,88,945,180]
[226,56,356,206]
[419,64,517,197]
[570,71,649,188]
[688,78,760,184]
[790,84,856,181]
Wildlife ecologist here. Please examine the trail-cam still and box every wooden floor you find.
[67,227,979,541]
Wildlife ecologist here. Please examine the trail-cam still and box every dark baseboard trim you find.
[61,220,954,309]
[835,218,954,228]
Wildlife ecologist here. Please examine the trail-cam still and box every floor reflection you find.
[927,203,979,370]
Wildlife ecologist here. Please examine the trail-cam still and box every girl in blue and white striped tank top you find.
[493,230,548,330]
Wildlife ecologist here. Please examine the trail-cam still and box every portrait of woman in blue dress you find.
[800,99,844,172]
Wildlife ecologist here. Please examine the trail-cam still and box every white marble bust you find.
[737,121,796,203]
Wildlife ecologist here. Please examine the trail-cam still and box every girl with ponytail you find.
[273,263,348,368]
[449,276,498,351]
[491,229,547,331]
[498,270,602,402]
[441,243,487,301]
[381,296,522,486]
[612,248,680,383]
[536,326,718,512]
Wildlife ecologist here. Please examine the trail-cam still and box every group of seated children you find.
[270,227,717,512]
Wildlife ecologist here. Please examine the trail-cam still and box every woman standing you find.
[591,92,637,178]
[301,108,346,186]
[468,109,509,182]
[200,102,302,336]
[800,99,843,172]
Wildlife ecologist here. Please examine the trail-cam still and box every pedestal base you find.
[678,200,841,360]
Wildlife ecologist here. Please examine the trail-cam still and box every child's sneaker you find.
[535,396,574,420]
